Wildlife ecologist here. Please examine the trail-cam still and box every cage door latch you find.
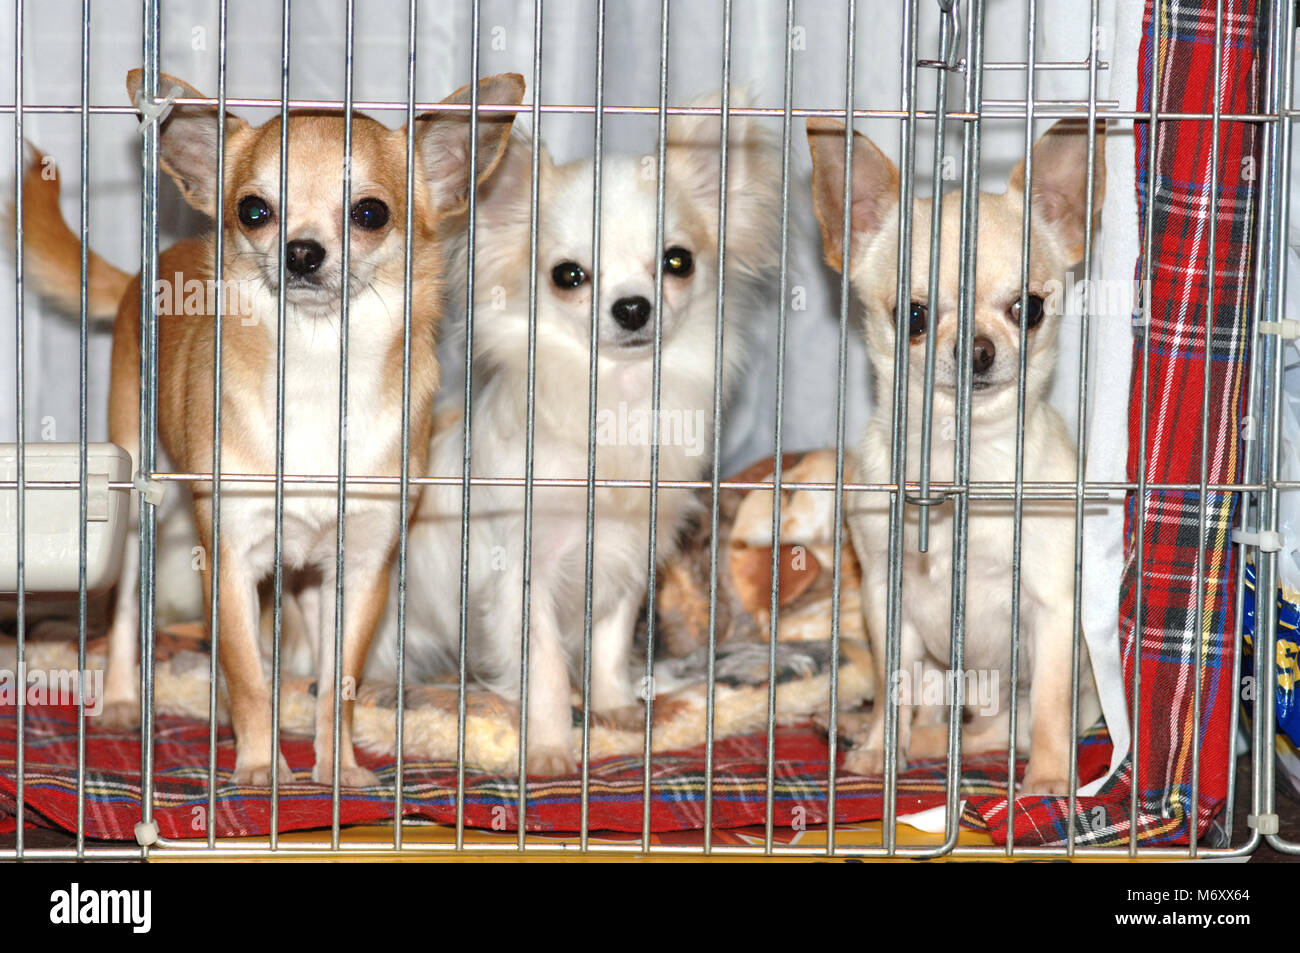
[918,0,965,72]
[1230,528,1282,552]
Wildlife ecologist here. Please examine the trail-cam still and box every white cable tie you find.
[134,819,160,846]
[134,83,179,132]
[133,471,166,506]
[1259,318,1300,339]
[1230,528,1282,552]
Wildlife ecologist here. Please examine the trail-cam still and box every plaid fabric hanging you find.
[974,0,1270,847]
[1112,0,1267,847]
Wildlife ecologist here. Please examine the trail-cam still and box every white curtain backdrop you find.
[0,0,1141,777]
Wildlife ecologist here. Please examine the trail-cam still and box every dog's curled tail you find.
[12,144,131,320]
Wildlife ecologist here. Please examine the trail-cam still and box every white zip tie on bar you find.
[1259,318,1300,338]
[1247,813,1279,835]
[132,471,166,506]
[133,819,159,846]
[1230,528,1282,552]
[133,82,180,131]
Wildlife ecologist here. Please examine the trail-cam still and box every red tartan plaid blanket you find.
[1047,0,1266,848]
[0,701,1111,842]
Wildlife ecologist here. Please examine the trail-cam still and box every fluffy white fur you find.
[367,97,781,774]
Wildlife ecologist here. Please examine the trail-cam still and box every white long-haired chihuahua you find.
[366,96,781,774]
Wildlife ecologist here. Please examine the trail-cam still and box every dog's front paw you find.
[312,762,380,788]
[1019,771,1072,796]
[812,706,873,746]
[96,700,140,731]
[842,744,896,777]
[231,753,295,788]
[526,747,578,777]
[595,702,648,732]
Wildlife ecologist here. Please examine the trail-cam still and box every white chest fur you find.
[849,401,1079,679]
[215,296,406,574]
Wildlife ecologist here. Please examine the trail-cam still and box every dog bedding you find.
[0,451,1119,844]
[0,630,1112,844]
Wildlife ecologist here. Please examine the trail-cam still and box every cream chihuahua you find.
[806,118,1104,793]
[22,69,524,786]
[365,98,781,775]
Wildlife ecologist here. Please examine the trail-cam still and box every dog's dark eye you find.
[350,198,389,231]
[1009,293,1045,329]
[663,246,693,278]
[897,301,928,339]
[551,261,588,289]
[238,195,273,229]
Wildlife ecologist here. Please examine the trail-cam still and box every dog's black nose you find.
[286,239,326,276]
[611,295,652,331]
[972,336,996,374]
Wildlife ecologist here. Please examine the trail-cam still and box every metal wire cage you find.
[0,0,1293,860]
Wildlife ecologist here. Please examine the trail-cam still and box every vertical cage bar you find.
[1187,0,1226,856]
[330,0,359,847]
[915,2,954,554]
[207,0,229,852]
[137,0,161,852]
[1130,0,1163,857]
[1005,0,1037,853]
[762,0,797,855]
[883,0,920,853]
[1227,0,1280,851]
[1250,0,1281,854]
[701,0,734,855]
[935,0,986,856]
[74,0,90,859]
[11,0,23,858]
[392,0,419,851]
[454,0,484,850]
[269,0,292,848]
[825,0,857,856]
[640,0,670,847]
[1065,0,1102,856]
[578,0,607,849]
[1226,218,1263,848]
[515,0,544,849]
[1259,0,1296,854]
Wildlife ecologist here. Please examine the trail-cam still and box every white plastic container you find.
[0,442,132,595]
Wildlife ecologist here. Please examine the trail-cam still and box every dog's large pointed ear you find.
[806,118,899,273]
[663,90,757,209]
[412,72,526,218]
[664,89,782,278]
[126,68,251,217]
[1009,118,1106,263]
[472,124,553,231]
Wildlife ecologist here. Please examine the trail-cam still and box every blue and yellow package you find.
[1241,562,1300,748]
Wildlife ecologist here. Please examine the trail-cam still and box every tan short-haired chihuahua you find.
[23,69,523,786]
[806,118,1104,794]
